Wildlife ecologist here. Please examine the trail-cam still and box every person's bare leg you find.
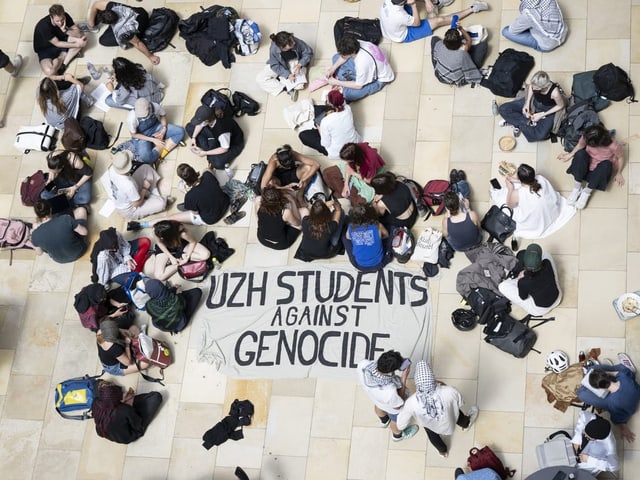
[428,6,477,31]
[40,55,63,77]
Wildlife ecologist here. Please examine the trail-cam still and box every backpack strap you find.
[130,344,166,385]
[107,122,124,149]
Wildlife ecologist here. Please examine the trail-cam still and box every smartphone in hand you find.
[490,178,501,189]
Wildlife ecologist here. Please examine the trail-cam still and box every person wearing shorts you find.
[357,350,419,442]
[33,4,87,76]
[380,0,489,43]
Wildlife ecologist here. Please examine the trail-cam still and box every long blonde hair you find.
[37,78,66,116]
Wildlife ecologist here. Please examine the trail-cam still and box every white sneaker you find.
[471,1,489,13]
[499,119,510,127]
[575,190,591,210]
[392,424,419,442]
[10,54,23,77]
[463,406,479,431]
[567,186,582,205]
[618,352,637,373]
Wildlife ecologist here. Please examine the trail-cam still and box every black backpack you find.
[593,63,637,103]
[465,287,511,325]
[480,48,535,97]
[231,91,260,116]
[333,17,382,48]
[201,88,234,117]
[571,70,610,111]
[555,100,601,152]
[483,313,538,358]
[142,8,180,53]
[79,116,111,150]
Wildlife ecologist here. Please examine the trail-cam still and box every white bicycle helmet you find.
[545,350,570,373]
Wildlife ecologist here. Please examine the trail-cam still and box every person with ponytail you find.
[256,31,313,100]
[319,89,362,159]
[491,163,574,239]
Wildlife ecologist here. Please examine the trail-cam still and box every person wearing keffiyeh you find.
[357,350,420,442]
[502,0,567,52]
[396,361,479,457]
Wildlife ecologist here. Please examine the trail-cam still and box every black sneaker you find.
[176,203,187,212]
[56,63,67,76]
[78,76,92,85]
[127,221,142,232]
[224,210,246,225]
[454,467,465,479]
[449,169,459,184]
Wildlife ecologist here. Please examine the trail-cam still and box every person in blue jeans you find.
[325,35,395,102]
[128,98,184,164]
[577,353,640,443]
[40,150,92,207]
[501,0,567,52]
[380,0,489,44]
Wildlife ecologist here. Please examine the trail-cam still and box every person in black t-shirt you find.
[150,164,232,227]
[33,4,87,76]
[31,199,88,264]
[185,105,245,170]
[498,243,562,316]
[296,199,344,261]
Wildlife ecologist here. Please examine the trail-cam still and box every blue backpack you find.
[54,373,102,420]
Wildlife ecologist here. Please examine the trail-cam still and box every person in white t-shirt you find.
[357,350,419,442]
[380,0,489,43]
[325,35,394,102]
[320,89,362,158]
[397,361,479,457]
[107,150,169,220]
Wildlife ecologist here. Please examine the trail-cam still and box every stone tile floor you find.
[0,0,638,478]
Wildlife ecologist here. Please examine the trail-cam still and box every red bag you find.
[178,259,213,282]
[422,179,451,218]
[21,170,48,206]
[467,446,515,480]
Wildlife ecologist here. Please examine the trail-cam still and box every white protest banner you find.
[195,264,433,380]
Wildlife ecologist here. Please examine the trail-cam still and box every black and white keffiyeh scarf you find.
[414,361,445,419]
[362,361,402,389]
[520,0,566,39]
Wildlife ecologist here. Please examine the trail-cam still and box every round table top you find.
[525,466,597,480]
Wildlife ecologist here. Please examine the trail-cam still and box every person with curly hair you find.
[104,57,164,110]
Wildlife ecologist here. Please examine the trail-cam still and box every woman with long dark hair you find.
[256,186,306,250]
[40,150,92,207]
[558,124,625,209]
[491,163,571,239]
[297,199,343,261]
[152,220,210,281]
[104,57,164,109]
[37,74,86,130]
[343,204,391,273]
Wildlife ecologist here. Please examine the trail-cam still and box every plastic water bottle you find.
[224,163,234,179]
[451,15,459,30]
